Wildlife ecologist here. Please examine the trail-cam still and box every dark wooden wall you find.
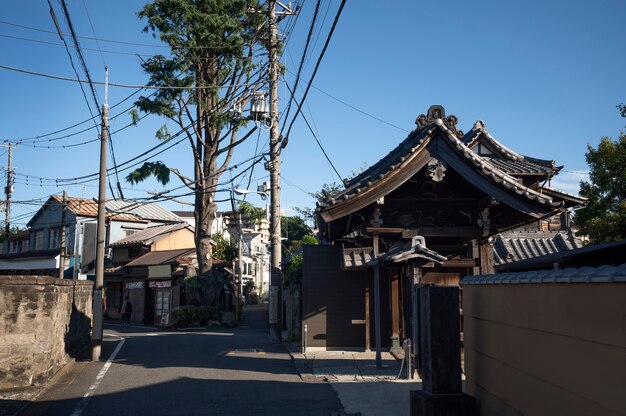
[303,245,379,349]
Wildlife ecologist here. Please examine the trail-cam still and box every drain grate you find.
[227,349,265,355]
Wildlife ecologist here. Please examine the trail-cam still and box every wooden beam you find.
[440,258,477,268]
[366,227,404,234]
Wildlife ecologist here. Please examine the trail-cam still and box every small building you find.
[104,222,196,325]
[304,105,585,353]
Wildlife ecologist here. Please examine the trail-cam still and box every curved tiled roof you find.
[461,263,626,285]
[463,121,560,176]
[318,106,566,221]
[493,230,583,265]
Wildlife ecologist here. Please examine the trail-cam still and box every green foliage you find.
[618,103,626,118]
[300,234,318,246]
[576,132,626,243]
[212,233,236,262]
[0,225,27,239]
[282,215,315,252]
[125,0,266,273]
[155,124,172,141]
[283,253,303,287]
[237,201,266,225]
[170,305,218,328]
[125,161,170,185]
[282,215,310,241]
[129,108,140,125]
[294,181,345,225]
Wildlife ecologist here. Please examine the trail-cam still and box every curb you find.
[281,342,320,383]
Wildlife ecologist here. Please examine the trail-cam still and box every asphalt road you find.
[21,304,343,416]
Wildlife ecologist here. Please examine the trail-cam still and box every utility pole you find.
[59,190,67,278]
[230,189,244,324]
[92,68,108,361]
[267,0,282,341]
[2,143,15,254]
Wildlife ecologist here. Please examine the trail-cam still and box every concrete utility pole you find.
[2,143,14,253]
[59,190,67,278]
[267,0,286,341]
[92,68,109,361]
[231,189,244,324]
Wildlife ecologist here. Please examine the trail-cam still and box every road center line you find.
[70,334,125,416]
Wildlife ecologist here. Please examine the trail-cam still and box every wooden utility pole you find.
[92,68,108,361]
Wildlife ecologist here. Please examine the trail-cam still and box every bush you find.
[170,305,218,328]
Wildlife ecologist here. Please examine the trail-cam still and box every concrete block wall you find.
[0,276,93,389]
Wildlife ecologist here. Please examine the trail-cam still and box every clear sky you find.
[1,0,625,228]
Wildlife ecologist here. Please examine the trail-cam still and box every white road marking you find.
[70,334,125,416]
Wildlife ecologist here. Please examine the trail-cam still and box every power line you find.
[280,0,321,137]
[0,19,254,50]
[0,33,155,57]
[47,0,99,129]
[285,82,342,182]
[80,0,106,67]
[0,64,261,89]
[9,87,146,142]
[283,0,347,146]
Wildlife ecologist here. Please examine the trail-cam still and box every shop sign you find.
[149,280,172,288]
[125,281,144,289]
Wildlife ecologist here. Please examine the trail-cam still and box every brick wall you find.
[0,276,93,389]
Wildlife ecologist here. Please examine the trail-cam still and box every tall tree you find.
[127,0,265,273]
[576,132,626,243]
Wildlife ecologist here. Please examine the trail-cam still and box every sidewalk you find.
[285,345,422,416]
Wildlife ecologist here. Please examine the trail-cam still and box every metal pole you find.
[268,0,282,341]
[92,67,108,361]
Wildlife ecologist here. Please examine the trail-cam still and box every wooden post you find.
[391,273,400,348]
[373,233,382,369]
[365,284,370,352]
[479,239,494,275]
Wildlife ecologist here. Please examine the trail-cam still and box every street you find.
[22,304,343,416]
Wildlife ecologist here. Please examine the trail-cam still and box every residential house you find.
[0,195,183,278]
[104,222,196,325]
[240,232,270,301]
[304,105,585,354]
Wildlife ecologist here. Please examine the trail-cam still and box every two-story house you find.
[0,195,183,278]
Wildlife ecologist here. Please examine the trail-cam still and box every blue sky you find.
[1,0,625,228]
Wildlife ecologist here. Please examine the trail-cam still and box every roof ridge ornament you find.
[415,105,463,137]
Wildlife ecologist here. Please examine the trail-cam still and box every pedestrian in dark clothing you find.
[121,296,132,326]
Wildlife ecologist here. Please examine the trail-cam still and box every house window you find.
[10,240,21,254]
[34,230,44,250]
[49,228,61,249]
[124,229,139,237]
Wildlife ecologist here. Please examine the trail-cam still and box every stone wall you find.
[0,276,93,389]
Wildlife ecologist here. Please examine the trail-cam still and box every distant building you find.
[0,195,183,278]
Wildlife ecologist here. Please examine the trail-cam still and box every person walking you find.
[121,295,132,326]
